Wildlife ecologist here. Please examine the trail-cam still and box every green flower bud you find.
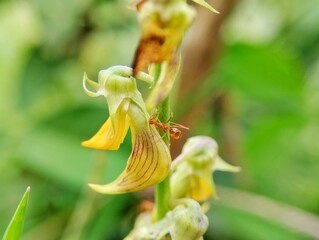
[171,136,240,201]
[170,199,208,240]
[125,199,208,240]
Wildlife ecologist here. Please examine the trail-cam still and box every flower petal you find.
[213,156,241,172]
[171,163,192,200]
[83,72,101,97]
[89,125,171,194]
[146,55,180,110]
[191,0,219,13]
[191,173,216,201]
[81,100,130,150]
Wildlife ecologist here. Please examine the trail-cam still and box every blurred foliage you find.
[0,0,319,239]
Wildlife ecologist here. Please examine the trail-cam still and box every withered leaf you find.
[132,12,190,75]
[132,15,169,75]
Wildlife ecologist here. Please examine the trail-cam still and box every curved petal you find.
[81,101,130,150]
[171,163,192,199]
[83,72,101,97]
[99,65,154,85]
[213,156,241,172]
[89,125,171,194]
[191,0,219,13]
[146,56,180,110]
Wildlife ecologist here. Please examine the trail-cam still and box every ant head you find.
[149,117,156,124]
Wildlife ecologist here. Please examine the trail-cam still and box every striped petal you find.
[89,125,171,194]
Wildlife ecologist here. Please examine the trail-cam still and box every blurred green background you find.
[1,0,319,239]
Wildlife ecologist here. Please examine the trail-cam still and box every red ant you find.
[149,116,189,140]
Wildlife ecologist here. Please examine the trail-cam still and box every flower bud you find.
[125,199,208,240]
[170,199,208,240]
[171,136,240,201]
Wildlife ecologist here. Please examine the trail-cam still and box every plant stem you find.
[154,64,171,220]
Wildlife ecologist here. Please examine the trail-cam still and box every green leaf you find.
[216,43,304,108]
[2,187,30,240]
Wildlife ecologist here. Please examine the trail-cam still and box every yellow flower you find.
[171,136,240,201]
[82,66,171,194]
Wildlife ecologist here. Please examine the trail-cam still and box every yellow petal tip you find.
[88,183,114,194]
[192,0,219,14]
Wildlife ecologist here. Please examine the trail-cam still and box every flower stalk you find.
[153,64,172,221]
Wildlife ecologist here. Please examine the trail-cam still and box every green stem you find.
[154,64,172,220]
